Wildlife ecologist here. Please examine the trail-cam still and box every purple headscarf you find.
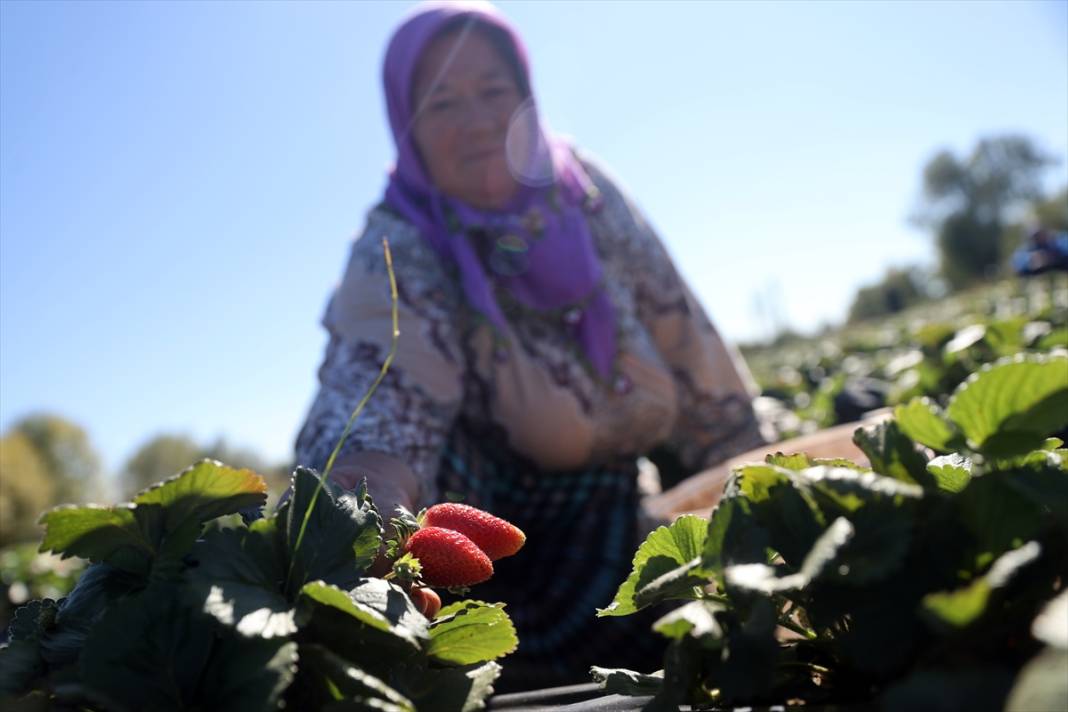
[381,0,617,379]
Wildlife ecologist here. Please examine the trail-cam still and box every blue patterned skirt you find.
[436,419,667,692]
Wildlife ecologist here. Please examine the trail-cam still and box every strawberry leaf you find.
[406,661,502,712]
[131,459,268,545]
[79,588,215,710]
[196,634,298,712]
[598,515,708,617]
[296,579,426,678]
[895,397,961,453]
[38,505,154,576]
[188,518,296,639]
[946,355,1068,458]
[926,454,973,493]
[426,601,517,665]
[296,644,414,712]
[280,468,383,595]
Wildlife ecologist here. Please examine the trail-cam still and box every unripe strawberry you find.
[423,503,526,561]
[409,586,441,619]
[403,526,493,587]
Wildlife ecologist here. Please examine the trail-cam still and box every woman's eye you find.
[484,86,514,100]
[427,98,457,113]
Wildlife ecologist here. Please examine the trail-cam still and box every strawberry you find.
[403,526,493,587]
[409,586,441,619]
[423,503,526,561]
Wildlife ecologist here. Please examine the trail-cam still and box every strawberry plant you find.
[0,242,521,711]
[595,353,1068,711]
[0,463,519,711]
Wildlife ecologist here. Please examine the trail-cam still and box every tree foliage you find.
[915,135,1057,289]
[120,434,287,500]
[847,266,934,324]
[0,433,56,546]
[9,415,102,506]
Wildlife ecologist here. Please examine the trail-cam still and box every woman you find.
[295,0,767,689]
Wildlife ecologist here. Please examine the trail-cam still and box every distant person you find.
[294,0,768,688]
[1012,227,1068,276]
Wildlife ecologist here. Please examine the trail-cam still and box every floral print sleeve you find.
[581,155,768,472]
[294,209,465,502]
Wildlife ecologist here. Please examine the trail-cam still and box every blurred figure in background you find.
[295,0,768,689]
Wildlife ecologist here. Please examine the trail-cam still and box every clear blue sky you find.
[2,0,1066,482]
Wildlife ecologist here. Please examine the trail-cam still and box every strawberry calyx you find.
[384,505,423,560]
[386,552,423,586]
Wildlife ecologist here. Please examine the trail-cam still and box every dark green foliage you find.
[1,463,515,711]
[597,355,1068,710]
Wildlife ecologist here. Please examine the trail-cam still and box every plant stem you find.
[285,238,399,590]
[778,617,818,640]
[778,661,833,675]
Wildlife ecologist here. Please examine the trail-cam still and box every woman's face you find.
[411,28,524,211]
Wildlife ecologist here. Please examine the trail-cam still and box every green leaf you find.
[79,588,214,711]
[296,579,426,677]
[9,600,59,642]
[853,421,933,487]
[701,496,768,575]
[299,580,410,638]
[0,640,44,698]
[634,557,712,610]
[298,644,414,712]
[1036,326,1068,351]
[197,634,298,712]
[406,661,501,712]
[38,505,154,575]
[717,597,778,703]
[281,468,383,595]
[947,354,1068,458]
[730,465,824,567]
[926,454,973,493]
[590,667,664,696]
[40,563,143,667]
[797,466,924,513]
[957,472,1045,567]
[426,601,517,665]
[895,397,960,452]
[132,459,268,543]
[597,515,708,617]
[725,517,854,593]
[922,541,1042,629]
[188,518,294,638]
[652,599,725,641]
[764,452,867,471]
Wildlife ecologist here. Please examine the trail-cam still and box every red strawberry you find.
[409,586,441,619]
[403,526,493,587]
[423,503,526,561]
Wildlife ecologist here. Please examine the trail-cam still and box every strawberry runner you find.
[435,417,668,692]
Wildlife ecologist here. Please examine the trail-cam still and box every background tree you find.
[915,135,1057,289]
[847,265,934,323]
[120,434,291,503]
[119,434,201,497]
[0,432,56,546]
[11,414,102,505]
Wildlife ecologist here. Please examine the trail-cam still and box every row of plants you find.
[593,353,1068,711]
[744,275,1067,439]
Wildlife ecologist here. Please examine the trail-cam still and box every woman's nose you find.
[459,96,500,131]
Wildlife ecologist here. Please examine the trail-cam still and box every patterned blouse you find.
[294,154,766,506]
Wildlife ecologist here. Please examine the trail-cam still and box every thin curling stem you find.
[287,238,400,588]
